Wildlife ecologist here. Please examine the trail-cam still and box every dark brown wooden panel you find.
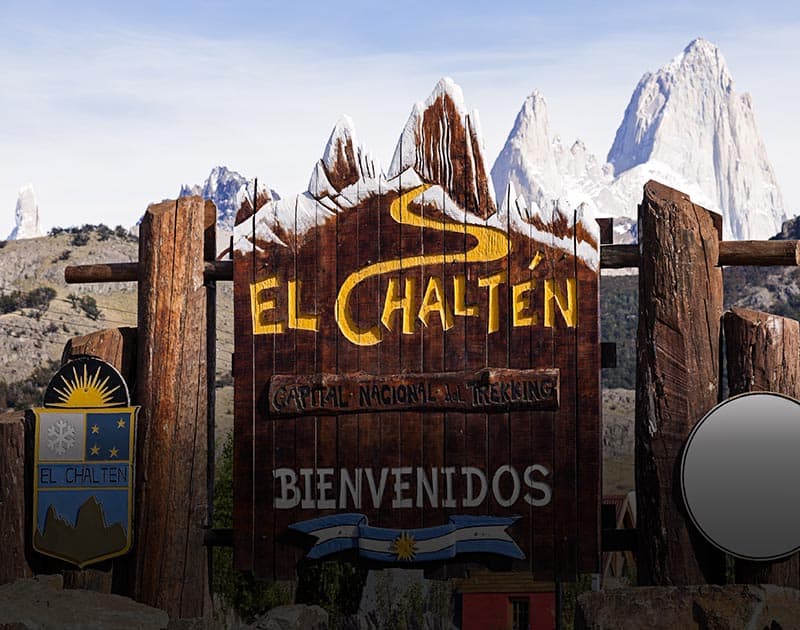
[233,176,601,580]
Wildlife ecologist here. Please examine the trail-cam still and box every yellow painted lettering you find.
[335,185,510,346]
[380,276,417,335]
[478,270,507,334]
[452,274,478,317]
[544,278,577,328]
[418,276,454,330]
[288,280,319,332]
[512,279,538,327]
[251,276,285,335]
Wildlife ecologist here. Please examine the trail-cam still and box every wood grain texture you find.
[234,182,601,580]
[601,240,800,269]
[132,196,211,617]
[635,180,726,586]
[0,411,32,585]
[724,307,800,587]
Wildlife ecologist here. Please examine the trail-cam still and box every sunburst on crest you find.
[392,532,417,561]
[50,363,120,408]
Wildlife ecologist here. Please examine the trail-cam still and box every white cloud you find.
[1,17,798,238]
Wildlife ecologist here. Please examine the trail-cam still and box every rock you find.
[0,575,170,629]
[249,604,328,630]
[7,184,42,241]
[576,585,800,629]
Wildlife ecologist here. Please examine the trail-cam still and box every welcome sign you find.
[233,84,601,579]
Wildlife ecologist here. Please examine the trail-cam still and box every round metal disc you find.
[681,392,800,561]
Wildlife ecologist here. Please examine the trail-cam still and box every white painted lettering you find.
[462,466,488,507]
[523,464,552,507]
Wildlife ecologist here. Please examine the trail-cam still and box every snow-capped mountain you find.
[491,91,613,216]
[608,37,784,240]
[180,166,279,232]
[7,184,42,240]
[492,38,786,241]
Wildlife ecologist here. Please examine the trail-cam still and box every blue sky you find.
[2,1,799,236]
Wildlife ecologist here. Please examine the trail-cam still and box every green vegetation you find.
[67,292,102,320]
[47,223,136,243]
[70,231,90,246]
[296,561,367,626]
[0,286,57,318]
[212,432,293,620]
[0,359,61,409]
[600,275,637,389]
[212,432,368,624]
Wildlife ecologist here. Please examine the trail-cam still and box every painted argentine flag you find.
[290,514,524,562]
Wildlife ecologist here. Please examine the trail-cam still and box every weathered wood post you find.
[723,307,800,587]
[131,196,213,618]
[0,410,32,585]
[636,180,726,584]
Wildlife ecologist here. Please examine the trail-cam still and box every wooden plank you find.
[63,237,800,285]
[507,200,534,572]
[575,208,601,574]
[596,218,613,245]
[63,232,800,289]
[635,180,726,586]
[266,369,558,417]
[0,411,33,585]
[232,211,256,571]
[601,240,800,268]
[551,204,578,581]
[65,260,233,284]
[268,202,301,579]
[133,196,211,618]
[723,307,800,587]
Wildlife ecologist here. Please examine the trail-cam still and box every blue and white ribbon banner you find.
[289,514,524,562]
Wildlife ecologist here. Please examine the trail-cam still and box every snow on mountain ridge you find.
[607,37,784,239]
[180,166,279,232]
[494,38,786,242]
[491,91,610,219]
[7,183,42,240]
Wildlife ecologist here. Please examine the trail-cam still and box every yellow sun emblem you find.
[51,363,121,408]
[392,532,417,561]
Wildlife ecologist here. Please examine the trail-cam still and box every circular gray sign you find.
[681,392,800,561]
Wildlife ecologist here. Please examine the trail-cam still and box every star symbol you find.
[90,444,100,456]
[109,446,119,458]
[117,418,126,429]
[91,425,100,434]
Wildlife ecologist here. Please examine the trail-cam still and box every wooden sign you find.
[233,82,600,579]
[32,356,138,568]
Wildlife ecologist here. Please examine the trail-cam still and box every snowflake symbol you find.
[47,418,77,455]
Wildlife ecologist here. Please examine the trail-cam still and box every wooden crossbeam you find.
[601,240,800,269]
[64,239,800,284]
[65,260,233,283]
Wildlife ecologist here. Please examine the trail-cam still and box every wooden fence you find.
[2,180,800,620]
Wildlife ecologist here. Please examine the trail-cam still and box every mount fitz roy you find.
[151,38,787,244]
[6,184,43,241]
[492,37,786,241]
